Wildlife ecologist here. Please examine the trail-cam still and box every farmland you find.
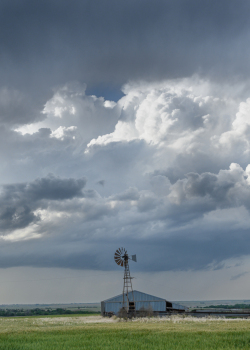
[0,315,250,349]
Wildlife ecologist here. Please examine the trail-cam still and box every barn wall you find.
[135,301,166,312]
[103,300,166,314]
[104,301,123,314]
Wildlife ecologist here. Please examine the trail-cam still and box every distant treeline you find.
[204,304,250,309]
[0,308,100,317]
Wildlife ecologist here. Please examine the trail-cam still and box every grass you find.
[12,313,100,319]
[0,315,250,349]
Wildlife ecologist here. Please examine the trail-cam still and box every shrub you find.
[138,306,154,318]
[117,307,128,320]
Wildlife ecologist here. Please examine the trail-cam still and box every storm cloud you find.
[0,175,86,231]
[0,78,250,274]
[1,0,250,104]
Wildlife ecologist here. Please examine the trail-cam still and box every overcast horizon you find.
[1,0,250,303]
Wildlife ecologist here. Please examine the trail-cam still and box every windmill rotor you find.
[114,247,127,266]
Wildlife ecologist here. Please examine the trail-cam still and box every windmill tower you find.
[114,247,137,314]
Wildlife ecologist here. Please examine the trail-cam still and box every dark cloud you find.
[3,174,86,202]
[24,175,86,201]
[0,222,249,272]
[0,0,250,106]
[0,88,39,126]
[168,164,250,213]
[0,205,37,231]
[0,174,86,231]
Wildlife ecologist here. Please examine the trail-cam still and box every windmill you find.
[114,247,137,314]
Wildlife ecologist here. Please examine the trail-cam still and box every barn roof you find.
[102,290,166,303]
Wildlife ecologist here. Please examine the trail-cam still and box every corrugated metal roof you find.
[172,303,187,310]
[103,290,166,303]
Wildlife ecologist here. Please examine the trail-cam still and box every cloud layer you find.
[1,0,250,107]
[0,77,249,274]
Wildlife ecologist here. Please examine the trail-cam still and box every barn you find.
[101,290,187,316]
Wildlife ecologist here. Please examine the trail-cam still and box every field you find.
[0,315,250,349]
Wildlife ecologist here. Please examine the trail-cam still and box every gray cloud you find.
[0,78,249,274]
[0,0,250,109]
[2,174,86,202]
[0,174,86,231]
[230,272,249,281]
[0,88,40,126]
[168,163,250,217]
[111,187,140,201]
[0,219,249,272]
[24,175,86,201]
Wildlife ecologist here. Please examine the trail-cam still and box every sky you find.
[1,0,250,303]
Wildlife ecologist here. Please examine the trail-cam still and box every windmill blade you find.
[115,258,124,266]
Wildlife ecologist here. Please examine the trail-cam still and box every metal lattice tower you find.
[122,252,135,312]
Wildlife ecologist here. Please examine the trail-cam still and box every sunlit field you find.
[0,315,250,349]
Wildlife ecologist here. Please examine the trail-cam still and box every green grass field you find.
[0,315,250,349]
